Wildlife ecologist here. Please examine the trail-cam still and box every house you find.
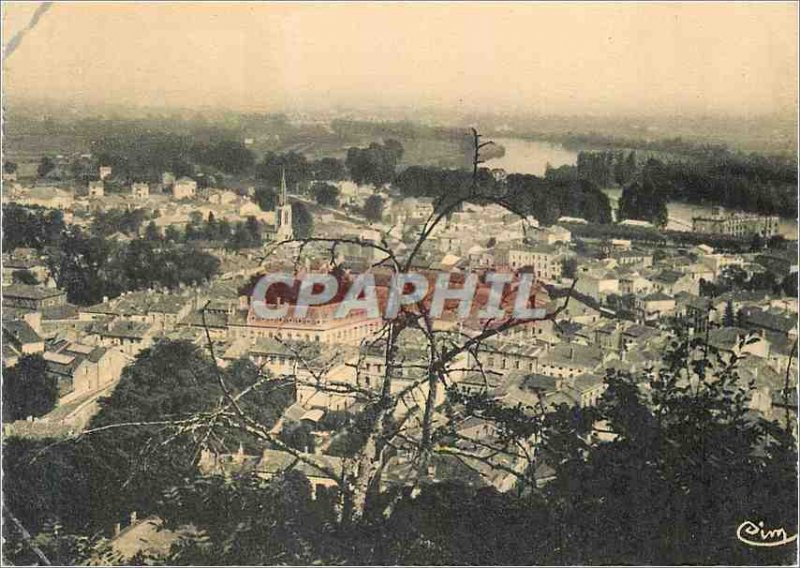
[475,339,544,375]
[455,372,505,395]
[651,269,699,296]
[43,340,127,403]
[680,295,714,333]
[537,343,606,379]
[3,285,67,311]
[2,315,45,366]
[547,295,601,325]
[619,323,659,352]
[699,252,745,277]
[336,181,373,207]
[79,291,195,330]
[618,271,653,295]
[86,181,105,198]
[88,320,155,355]
[611,250,653,267]
[172,177,197,199]
[610,239,632,251]
[388,197,435,225]
[564,373,606,407]
[534,225,571,245]
[738,307,798,339]
[3,312,44,351]
[494,241,564,280]
[684,263,716,284]
[199,447,343,498]
[99,166,113,180]
[2,252,50,285]
[592,321,621,351]
[575,271,619,301]
[710,291,771,323]
[636,292,676,323]
[131,182,150,198]
[206,190,237,205]
[756,247,799,278]
[222,337,320,378]
[707,327,770,359]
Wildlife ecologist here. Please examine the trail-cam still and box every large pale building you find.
[692,207,779,238]
[494,241,565,281]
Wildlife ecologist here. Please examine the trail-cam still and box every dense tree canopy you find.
[256,151,312,187]
[91,132,256,182]
[91,208,149,237]
[49,232,220,305]
[57,331,793,566]
[618,176,669,227]
[311,182,340,207]
[292,202,314,239]
[3,355,59,421]
[505,173,613,225]
[3,341,295,550]
[346,140,404,186]
[363,194,385,222]
[3,204,66,251]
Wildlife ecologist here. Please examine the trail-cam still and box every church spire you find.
[279,166,287,206]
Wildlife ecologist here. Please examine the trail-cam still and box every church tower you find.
[275,167,293,240]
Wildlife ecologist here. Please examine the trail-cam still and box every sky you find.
[2,1,798,117]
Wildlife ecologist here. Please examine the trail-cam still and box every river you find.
[488,137,578,176]
[487,137,798,239]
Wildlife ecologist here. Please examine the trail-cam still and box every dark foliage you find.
[311,182,340,207]
[37,156,56,178]
[3,355,58,421]
[48,232,220,305]
[618,170,669,227]
[292,202,314,239]
[133,332,797,565]
[346,140,404,186]
[91,208,149,237]
[3,204,66,251]
[256,151,312,187]
[2,342,295,543]
[363,194,385,222]
[11,269,39,285]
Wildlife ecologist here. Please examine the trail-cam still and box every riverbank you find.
[484,136,797,239]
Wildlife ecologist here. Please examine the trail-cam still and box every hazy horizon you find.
[3,2,798,120]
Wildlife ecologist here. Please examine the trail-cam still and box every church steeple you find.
[279,166,288,206]
[275,166,293,241]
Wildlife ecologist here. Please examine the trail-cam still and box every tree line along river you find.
[487,137,798,239]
